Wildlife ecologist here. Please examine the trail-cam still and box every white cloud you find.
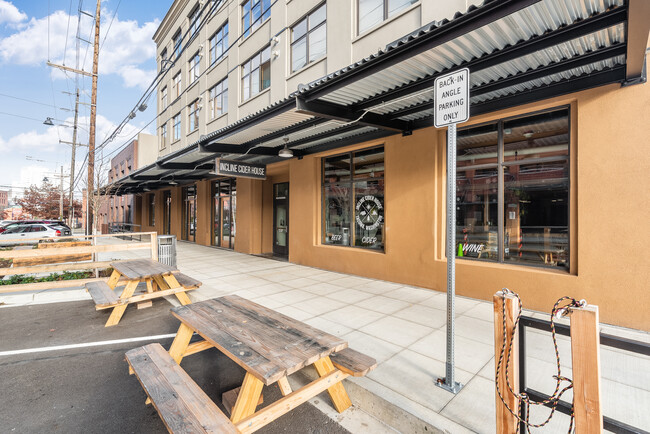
[0,1,26,26]
[0,8,158,89]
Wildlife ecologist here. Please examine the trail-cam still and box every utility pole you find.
[87,0,101,235]
[68,91,79,227]
[60,165,64,219]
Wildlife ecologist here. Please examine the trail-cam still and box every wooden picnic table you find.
[86,259,200,327]
[130,295,375,433]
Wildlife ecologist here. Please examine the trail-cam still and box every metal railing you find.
[518,315,650,433]
[108,223,142,241]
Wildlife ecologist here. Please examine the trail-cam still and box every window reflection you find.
[456,108,570,269]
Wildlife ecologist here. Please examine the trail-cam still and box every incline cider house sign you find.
[214,158,267,180]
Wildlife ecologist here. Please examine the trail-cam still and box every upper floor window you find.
[242,0,271,38]
[173,72,182,99]
[455,108,570,270]
[160,123,167,149]
[189,5,201,37]
[291,3,326,73]
[173,112,182,141]
[189,52,201,84]
[173,29,183,59]
[358,0,417,34]
[161,87,168,110]
[160,48,168,71]
[188,100,200,132]
[209,79,228,119]
[209,22,229,65]
[241,46,270,101]
[322,146,385,251]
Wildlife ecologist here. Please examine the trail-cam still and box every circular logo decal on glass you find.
[355,195,383,231]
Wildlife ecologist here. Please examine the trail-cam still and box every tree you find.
[17,181,81,219]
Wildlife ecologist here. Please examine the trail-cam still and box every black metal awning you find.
[105,0,648,195]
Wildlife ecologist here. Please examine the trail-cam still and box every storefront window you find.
[456,108,569,269]
[322,146,384,250]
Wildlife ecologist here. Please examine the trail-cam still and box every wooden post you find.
[570,305,603,433]
[494,291,520,434]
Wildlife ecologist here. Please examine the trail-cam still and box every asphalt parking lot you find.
[0,299,350,433]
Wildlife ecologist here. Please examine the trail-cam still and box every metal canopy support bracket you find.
[296,97,411,134]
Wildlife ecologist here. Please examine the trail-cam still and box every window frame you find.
[188,100,200,132]
[321,145,385,252]
[242,0,271,38]
[160,122,167,149]
[454,105,571,271]
[173,112,182,141]
[160,48,168,72]
[291,3,327,73]
[172,72,182,99]
[161,86,168,110]
[188,4,201,38]
[173,29,183,59]
[188,51,201,84]
[209,78,228,119]
[357,0,418,34]
[241,46,271,102]
[209,21,229,66]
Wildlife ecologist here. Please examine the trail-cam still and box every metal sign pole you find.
[437,123,462,394]
[433,67,469,395]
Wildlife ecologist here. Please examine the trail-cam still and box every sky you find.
[0,0,172,202]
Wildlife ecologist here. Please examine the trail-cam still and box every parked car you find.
[0,223,70,246]
[0,220,71,234]
[0,220,17,233]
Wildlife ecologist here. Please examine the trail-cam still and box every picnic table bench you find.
[86,258,201,327]
[126,295,377,433]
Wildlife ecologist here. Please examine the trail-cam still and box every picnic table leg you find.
[163,274,192,305]
[168,323,194,364]
[106,269,121,289]
[313,356,352,413]
[145,278,154,293]
[231,372,264,424]
[105,279,138,327]
[277,376,292,396]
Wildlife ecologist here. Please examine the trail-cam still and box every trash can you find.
[158,235,177,268]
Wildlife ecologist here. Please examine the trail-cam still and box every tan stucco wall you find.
[133,78,649,330]
[278,81,650,331]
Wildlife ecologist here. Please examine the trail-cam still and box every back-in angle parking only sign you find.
[434,68,470,128]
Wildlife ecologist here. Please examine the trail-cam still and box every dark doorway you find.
[163,191,171,235]
[273,182,289,258]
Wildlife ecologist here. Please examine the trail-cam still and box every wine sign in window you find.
[322,146,384,251]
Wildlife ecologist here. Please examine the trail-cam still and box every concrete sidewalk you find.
[2,237,648,433]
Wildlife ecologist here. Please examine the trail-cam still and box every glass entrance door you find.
[183,186,196,242]
[163,191,171,235]
[213,179,236,249]
[273,183,289,257]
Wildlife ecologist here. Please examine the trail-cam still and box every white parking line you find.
[0,333,177,357]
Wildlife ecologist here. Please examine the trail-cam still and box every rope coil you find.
[495,289,585,433]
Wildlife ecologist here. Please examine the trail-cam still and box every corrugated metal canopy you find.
[106,0,647,195]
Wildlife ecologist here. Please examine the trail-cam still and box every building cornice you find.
[153,0,189,45]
